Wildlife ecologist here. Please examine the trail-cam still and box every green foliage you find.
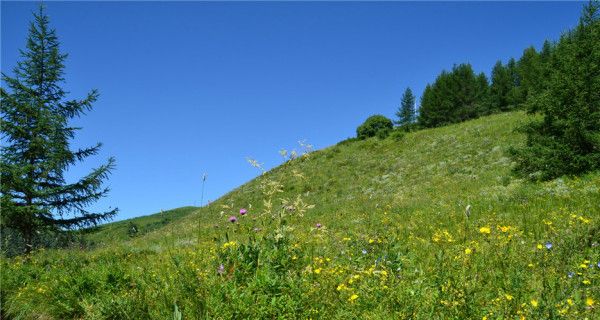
[0,5,116,254]
[511,1,600,180]
[418,64,490,127]
[356,115,393,139]
[488,57,527,112]
[489,60,513,112]
[518,46,543,99]
[489,43,553,115]
[389,129,405,141]
[395,87,416,126]
[127,222,139,238]
[376,127,391,140]
[505,58,525,107]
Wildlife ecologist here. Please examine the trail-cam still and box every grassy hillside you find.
[2,112,599,319]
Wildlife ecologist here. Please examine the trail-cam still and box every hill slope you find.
[83,206,199,245]
[2,111,599,319]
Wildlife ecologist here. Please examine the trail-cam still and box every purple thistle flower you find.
[597,261,600,268]
[316,223,322,229]
[239,208,247,215]
[228,216,237,223]
[217,264,225,275]
[361,249,368,255]
[544,242,553,250]
[567,272,575,278]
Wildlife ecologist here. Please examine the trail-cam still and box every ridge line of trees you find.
[356,0,599,181]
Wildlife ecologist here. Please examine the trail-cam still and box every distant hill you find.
[84,206,199,245]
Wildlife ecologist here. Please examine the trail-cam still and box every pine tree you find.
[476,72,491,115]
[0,6,117,253]
[418,73,453,127]
[489,60,513,112]
[506,58,524,107]
[417,84,436,127]
[511,0,600,180]
[518,46,543,99]
[396,87,416,127]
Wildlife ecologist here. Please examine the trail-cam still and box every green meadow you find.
[2,111,598,319]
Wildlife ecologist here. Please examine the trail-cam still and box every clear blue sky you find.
[1,1,584,221]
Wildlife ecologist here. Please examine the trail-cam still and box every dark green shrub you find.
[389,129,405,141]
[376,127,392,140]
[357,115,393,139]
[127,222,139,237]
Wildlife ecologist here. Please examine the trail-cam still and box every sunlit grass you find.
[2,111,599,319]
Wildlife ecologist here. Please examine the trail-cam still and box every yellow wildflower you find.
[505,294,513,301]
[578,216,590,224]
[464,248,472,255]
[222,241,237,249]
[348,294,359,302]
[586,297,594,307]
[479,227,491,234]
[537,244,543,250]
[499,226,511,232]
[531,299,538,308]
[314,268,322,274]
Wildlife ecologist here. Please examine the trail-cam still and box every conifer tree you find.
[518,46,543,99]
[0,6,117,252]
[489,61,513,112]
[506,58,524,107]
[396,87,416,127]
[475,72,491,115]
[418,73,453,127]
[511,0,600,180]
[539,40,554,65]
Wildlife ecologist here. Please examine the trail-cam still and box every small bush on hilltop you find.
[357,115,393,139]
